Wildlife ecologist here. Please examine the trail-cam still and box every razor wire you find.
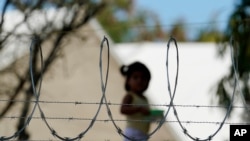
[29,36,105,141]
[165,37,238,141]
[1,35,247,141]
[0,37,40,141]
[27,35,250,141]
[99,36,177,141]
[229,36,250,114]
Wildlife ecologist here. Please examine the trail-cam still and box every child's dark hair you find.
[120,61,151,91]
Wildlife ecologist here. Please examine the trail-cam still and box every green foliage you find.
[169,19,187,42]
[216,0,250,120]
[194,13,224,42]
[196,28,223,42]
[96,0,169,42]
[95,0,129,42]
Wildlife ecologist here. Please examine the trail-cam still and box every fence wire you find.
[0,35,248,141]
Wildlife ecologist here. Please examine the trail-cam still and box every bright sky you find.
[135,0,237,39]
[0,0,238,40]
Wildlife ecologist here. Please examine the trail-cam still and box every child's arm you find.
[120,94,150,115]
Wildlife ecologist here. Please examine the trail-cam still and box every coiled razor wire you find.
[29,36,105,141]
[166,37,237,141]
[99,36,176,141]
[230,37,250,114]
[0,37,39,141]
[24,35,243,141]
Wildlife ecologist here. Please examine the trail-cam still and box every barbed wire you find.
[229,36,250,114]
[28,36,107,141]
[1,35,249,141]
[1,99,250,109]
[2,116,250,125]
[165,36,239,141]
[99,36,179,141]
[0,37,40,141]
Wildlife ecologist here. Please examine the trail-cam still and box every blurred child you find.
[120,61,151,141]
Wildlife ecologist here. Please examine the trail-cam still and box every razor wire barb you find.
[29,35,106,141]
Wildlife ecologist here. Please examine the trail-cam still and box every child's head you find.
[120,61,151,94]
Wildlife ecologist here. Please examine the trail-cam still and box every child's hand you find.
[138,107,150,115]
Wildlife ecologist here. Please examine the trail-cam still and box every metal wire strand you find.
[100,37,177,141]
[0,36,40,141]
[229,36,250,113]
[29,35,105,141]
[166,37,237,141]
[2,34,245,141]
